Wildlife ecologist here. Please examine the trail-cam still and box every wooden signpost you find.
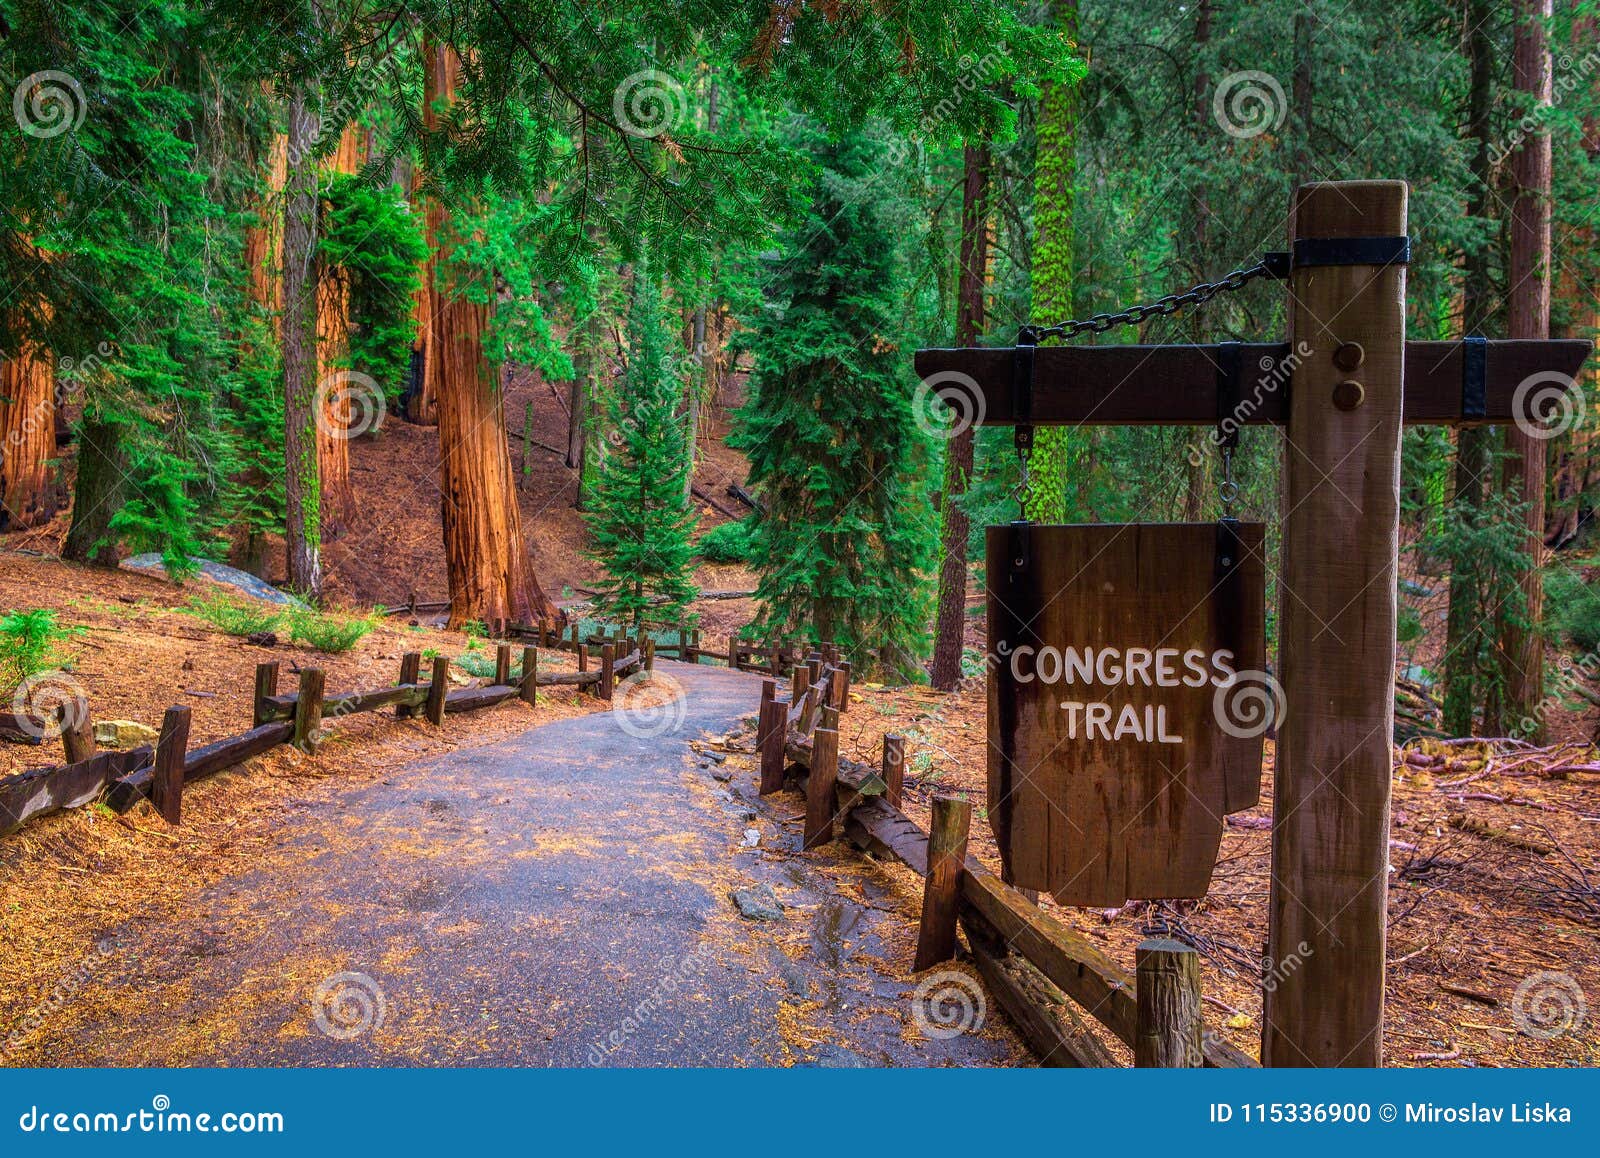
[916,180,1591,1067]
[987,522,1266,907]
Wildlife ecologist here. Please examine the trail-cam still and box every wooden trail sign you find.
[988,523,1267,907]
[921,180,1592,1065]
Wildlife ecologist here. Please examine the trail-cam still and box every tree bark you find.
[406,150,437,424]
[0,332,58,530]
[1181,0,1215,522]
[930,144,989,691]
[424,40,558,631]
[1443,0,1497,737]
[1025,0,1078,523]
[60,412,124,566]
[315,124,365,536]
[1499,0,1553,736]
[281,77,323,598]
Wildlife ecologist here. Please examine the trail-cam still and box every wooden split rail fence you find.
[512,621,859,680]
[750,660,1257,1069]
[0,642,651,839]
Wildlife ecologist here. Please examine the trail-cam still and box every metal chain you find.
[1012,253,1283,524]
[1020,258,1279,345]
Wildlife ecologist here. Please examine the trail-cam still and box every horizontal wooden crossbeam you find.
[913,339,1591,426]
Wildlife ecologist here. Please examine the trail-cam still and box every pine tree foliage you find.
[731,126,936,678]
[583,259,699,633]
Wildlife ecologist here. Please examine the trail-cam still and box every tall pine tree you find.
[732,126,935,678]
[584,258,699,634]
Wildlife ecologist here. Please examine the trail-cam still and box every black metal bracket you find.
[1215,341,1242,450]
[1291,235,1412,269]
[1214,517,1242,581]
[1461,334,1487,420]
[1012,328,1036,451]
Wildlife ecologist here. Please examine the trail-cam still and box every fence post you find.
[397,652,421,719]
[576,643,589,674]
[253,661,280,726]
[1135,938,1203,1067]
[727,636,740,670]
[600,643,616,702]
[292,668,325,753]
[151,704,191,825]
[1264,180,1407,1068]
[520,647,538,707]
[803,726,840,851]
[760,677,775,707]
[758,699,786,796]
[789,664,806,704]
[882,734,906,810]
[644,638,655,671]
[57,694,95,764]
[914,793,972,971]
[828,665,847,712]
[494,643,512,686]
[425,656,449,725]
[837,661,852,709]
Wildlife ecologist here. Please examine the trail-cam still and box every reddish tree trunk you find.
[424,41,558,631]
[929,145,990,691]
[0,332,58,529]
[1499,0,1553,733]
[315,125,365,536]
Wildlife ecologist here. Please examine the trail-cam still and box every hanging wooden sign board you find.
[987,522,1268,907]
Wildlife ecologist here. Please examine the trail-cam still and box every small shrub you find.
[0,609,82,693]
[185,592,282,637]
[453,651,497,678]
[1546,567,1600,656]
[286,608,379,654]
[697,518,758,564]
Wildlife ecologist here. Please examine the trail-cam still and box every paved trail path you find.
[25,662,1023,1067]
